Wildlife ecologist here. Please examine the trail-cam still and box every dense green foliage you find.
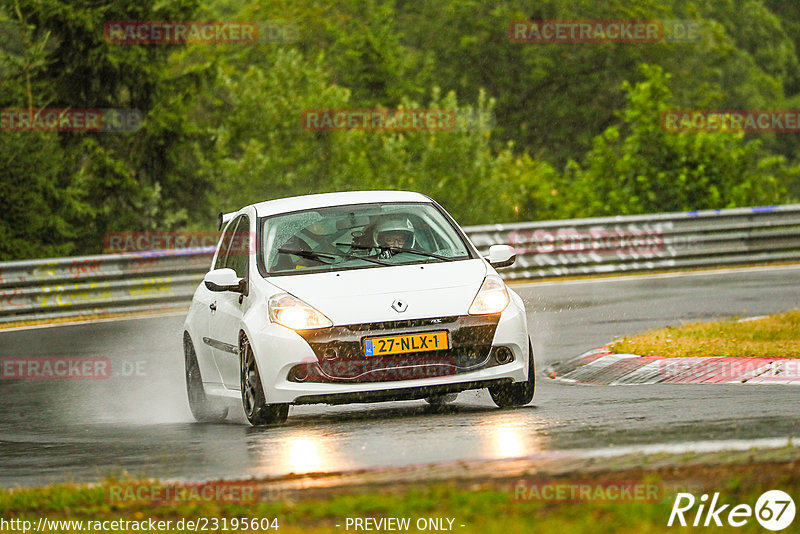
[1,0,799,258]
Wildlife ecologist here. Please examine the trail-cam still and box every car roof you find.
[250,190,432,217]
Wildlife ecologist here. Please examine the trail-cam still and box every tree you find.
[0,9,84,259]
[3,0,208,255]
[565,64,797,216]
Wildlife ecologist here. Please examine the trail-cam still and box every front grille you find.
[345,316,458,331]
[290,314,501,383]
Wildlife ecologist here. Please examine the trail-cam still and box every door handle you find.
[209,302,217,311]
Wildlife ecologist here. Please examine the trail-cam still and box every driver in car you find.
[373,217,415,259]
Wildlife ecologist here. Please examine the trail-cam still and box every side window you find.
[214,216,241,271]
[224,215,250,279]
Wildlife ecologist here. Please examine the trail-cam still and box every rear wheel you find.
[184,334,228,423]
[489,340,535,408]
[240,335,289,426]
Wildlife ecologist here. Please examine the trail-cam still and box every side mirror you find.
[204,268,246,293]
[486,244,516,268]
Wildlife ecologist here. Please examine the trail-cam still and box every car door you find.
[191,280,222,385]
[208,214,251,389]
[192,223,240,385]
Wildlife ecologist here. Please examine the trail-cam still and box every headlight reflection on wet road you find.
[248,431,352,476]
[484,415,544,459]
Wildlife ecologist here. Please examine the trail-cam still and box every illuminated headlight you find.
[468,275,510,315]
[268,293,332,330]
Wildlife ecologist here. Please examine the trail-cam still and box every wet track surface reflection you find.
[1,265,799,487]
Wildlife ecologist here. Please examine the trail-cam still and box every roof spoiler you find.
[218,211,237,231]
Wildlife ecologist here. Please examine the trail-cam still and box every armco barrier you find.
[0,248,214,323]
[469,204,800,279]
[1,204,799,324]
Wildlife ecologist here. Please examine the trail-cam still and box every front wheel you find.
[184,334,228,423]
[240,335,289,426]
[489,340,535,408]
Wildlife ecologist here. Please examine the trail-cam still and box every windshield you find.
[259,202,473,276]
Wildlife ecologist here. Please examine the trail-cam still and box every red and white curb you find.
[546,346,800,385]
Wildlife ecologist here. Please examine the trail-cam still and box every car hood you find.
[266,259,488,325]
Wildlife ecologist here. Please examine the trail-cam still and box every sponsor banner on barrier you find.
[104,20,298,45]
[0,108,143,132]
[511,479,663,503]
[661,110,800,133]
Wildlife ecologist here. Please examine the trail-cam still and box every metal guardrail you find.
[468,204,800,279]
[0,249,214,323]
[1,204,799,324]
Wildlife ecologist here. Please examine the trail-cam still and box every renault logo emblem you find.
[391,299,408,313]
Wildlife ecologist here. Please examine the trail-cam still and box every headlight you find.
[468,275,510,315]
[268,293,333,330]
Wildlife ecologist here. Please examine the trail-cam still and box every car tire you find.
[184,333,229,423]
[489,340,535,408]
[240,335,289,426]
[424,393,458,406]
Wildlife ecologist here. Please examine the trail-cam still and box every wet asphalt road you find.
[1,265,799,487]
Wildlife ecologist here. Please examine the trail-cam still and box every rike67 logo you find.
[668,490,795,530]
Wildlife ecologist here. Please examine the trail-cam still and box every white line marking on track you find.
[513,263,800,288]
[0,310,188,333]
[572,436,800,460]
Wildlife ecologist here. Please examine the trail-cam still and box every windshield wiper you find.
[278,247,391,267]
[277,248,336,264]
[335,243,456,261]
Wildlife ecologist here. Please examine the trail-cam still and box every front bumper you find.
[248,299,529,404]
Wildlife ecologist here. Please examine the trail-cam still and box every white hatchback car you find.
[183,191,533,425]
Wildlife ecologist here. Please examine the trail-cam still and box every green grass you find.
[3,458,800,533]
[610,310,800,358]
